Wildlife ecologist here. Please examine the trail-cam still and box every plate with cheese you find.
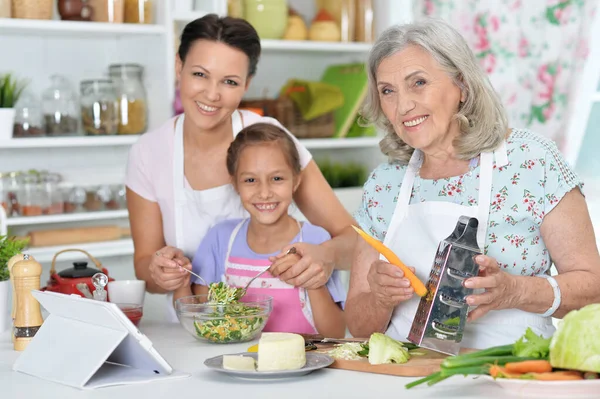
[204,332,334,379]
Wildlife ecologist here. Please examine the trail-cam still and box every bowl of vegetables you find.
[175,283,272,344]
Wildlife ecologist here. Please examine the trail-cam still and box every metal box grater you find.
[407,216,482,355]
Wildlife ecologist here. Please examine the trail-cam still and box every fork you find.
[237,246,297,299]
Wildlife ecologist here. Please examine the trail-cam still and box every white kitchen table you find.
[0,321,510,399]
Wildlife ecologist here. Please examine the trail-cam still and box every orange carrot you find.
[352,225,428,297]
[524,371,584,381]
[489,365,522,379]
[505,360,553,374]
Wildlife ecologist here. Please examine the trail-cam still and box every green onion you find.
[442,356,537,369]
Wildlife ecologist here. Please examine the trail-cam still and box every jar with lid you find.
[19,173,43,217]
[108,64,148,135]
[11,0,53,19]
[64,186,86,213]
[84,186,103,211]
[5,171,22,216]
[80,79,119,135]
[0,173,8,215]
[42,75,80,136]
[124,0,153,24]
[243,0,288,39]
[40,173,64,215]
[88,0,124,23]
[13,91,45,138]
[0,0,10,18]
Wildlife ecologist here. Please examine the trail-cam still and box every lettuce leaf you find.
[513,327,551,359]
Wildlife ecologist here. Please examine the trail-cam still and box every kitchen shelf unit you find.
[0,17,166,36]
[0,135,380,150]
[0,0,412,272]
[5,209,129,226]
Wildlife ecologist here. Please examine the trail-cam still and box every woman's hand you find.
[367,260,415,309]
[464,255,522,321]
[269,243,333,289]
[149,246,192,292]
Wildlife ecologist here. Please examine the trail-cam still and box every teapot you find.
[42,249,114,297]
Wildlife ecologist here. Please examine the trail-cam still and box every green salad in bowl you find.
[175,283,272,344]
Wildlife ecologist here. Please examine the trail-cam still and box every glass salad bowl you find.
[175,294,272,344]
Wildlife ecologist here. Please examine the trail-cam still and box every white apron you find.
[384,142,555,349]
[166,112,248,322]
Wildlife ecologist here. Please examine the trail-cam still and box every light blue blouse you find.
[354,129,583,276]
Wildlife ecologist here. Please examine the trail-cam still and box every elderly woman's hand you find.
[367,260,415,309]
[464,255,523,321]
[149,246,192,292]
[269,243,333,289]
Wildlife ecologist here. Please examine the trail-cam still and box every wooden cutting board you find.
[313,341,472,377]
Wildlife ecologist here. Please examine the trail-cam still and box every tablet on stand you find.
[13,290,190,390]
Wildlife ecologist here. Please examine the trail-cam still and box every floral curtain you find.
[418,0,597,151]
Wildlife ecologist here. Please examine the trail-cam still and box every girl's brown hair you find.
[226,122,301,177]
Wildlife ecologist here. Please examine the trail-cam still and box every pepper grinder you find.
[8,254,26,344]
[13,254,44,352]
[92,272,108,301]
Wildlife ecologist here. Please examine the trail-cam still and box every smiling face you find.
[376,45,465,155]
[233,142,300,227]
[176,39,251,132]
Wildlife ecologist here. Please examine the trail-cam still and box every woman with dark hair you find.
[125,14,355,321]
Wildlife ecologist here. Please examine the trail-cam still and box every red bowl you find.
[116,303,143,326]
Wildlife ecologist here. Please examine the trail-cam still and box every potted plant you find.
[0,73,28,141]
[0,235,30,333]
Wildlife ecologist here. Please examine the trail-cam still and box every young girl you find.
[174,123,346,337]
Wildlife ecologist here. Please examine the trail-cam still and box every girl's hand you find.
[149,246,192,291]
[269,243,333,289]
[367,260,415,309]
[464,255,523,321]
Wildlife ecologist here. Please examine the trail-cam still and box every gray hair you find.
[361,18,508,164]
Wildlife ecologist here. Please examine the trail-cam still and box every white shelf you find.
[172,11,209,23]
[0,18,166,37]
[301,137,380,149]
[0,135,141,149]
[0,135,379,150]
[26,238,134,263]
[261,39,371,53]
[6,210,129,226]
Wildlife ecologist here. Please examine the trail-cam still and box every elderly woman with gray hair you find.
[345,19,600,349]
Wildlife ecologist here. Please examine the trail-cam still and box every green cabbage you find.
[549,303,600,372]
[367,333,410,365]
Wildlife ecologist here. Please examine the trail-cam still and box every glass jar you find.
[80,79,119,135]
[123,0,152,24]
[88,0,124,23]
[42,75,80,136]
[243,0,288,39]
[84,185,103,211]
[13,91,45,138]
[0,173,8,216]
[40,173,64,215]
[11,0,53,19]
[108,64,148,135]
[0,0,11,18]
[107,184,126,209]
[57,0,92,21]
[64,186,86,213]
[5,171,22,216]
[19,173,43,217]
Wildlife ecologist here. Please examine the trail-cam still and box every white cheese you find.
[222,355,256,371]
[257,332,306,371]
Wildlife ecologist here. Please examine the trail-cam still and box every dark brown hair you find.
[178,14,261,76]
[226,123,301,177]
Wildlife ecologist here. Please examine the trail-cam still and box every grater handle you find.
[431,320,459,336]
[439,293,466,308]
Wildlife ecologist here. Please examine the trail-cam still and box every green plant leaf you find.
[0,235,30,281]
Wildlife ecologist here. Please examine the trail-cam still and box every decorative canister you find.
[243,0,288,39]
